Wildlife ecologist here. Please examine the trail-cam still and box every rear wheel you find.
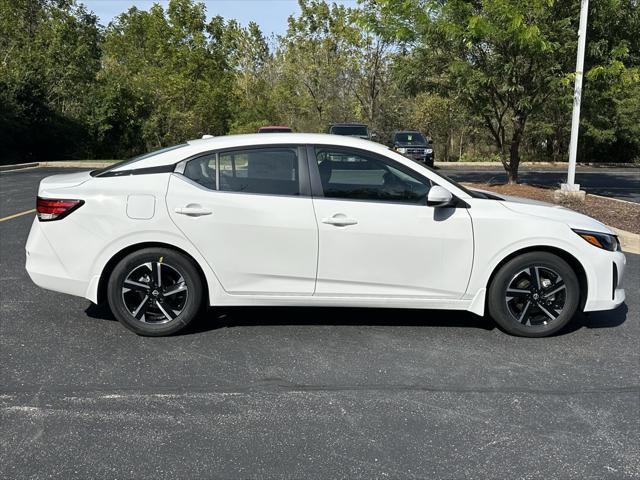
[488,252,580,337]
[107,248,203,336]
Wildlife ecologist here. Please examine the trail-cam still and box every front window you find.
[316,148,430,204]
[330,125,368,136]
[394,132,426,145]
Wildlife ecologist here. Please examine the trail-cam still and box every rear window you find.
[220,148,299,195]
[91,144,188,177]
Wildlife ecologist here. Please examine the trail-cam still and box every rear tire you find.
[488,252,580,337]
[107,248,203,336]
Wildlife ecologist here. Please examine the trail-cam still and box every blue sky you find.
[83,0,359,36]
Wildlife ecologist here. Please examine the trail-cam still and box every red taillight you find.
[36,197,84,221]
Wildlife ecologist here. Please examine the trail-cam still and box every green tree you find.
[101,0,235,152]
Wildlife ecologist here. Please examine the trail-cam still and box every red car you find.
[258,125,292,133]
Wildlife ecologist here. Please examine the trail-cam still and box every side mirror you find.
[427,186,453,207]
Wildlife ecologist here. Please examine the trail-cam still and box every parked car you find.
[328,123,371,140]
[392,130,434,167]
[258,125,292,133]
[26,133,625,337]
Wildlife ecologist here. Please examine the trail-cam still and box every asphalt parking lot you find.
[1,168,639,479]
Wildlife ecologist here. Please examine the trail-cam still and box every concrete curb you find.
[610,227,640,255]
[38,161,116,168]
[0,162,39,172]
[588,193,638,206]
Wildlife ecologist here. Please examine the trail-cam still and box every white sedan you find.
[26,133,626,337]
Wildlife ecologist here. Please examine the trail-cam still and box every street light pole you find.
[562,0,589,194]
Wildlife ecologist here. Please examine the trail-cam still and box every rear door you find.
[309,145,473,298]
[166,145,318,295]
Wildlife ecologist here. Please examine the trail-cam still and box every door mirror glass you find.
[427,185,453,207]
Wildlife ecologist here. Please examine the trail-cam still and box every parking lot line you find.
[0,208,36,223]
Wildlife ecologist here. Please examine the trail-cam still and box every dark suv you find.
[329,123,370,140]
[391,131,434,167]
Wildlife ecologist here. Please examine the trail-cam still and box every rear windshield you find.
[330,125,368,136]
[91,144,188,177]
[394,132,426,145]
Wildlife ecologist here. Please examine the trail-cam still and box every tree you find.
[101,0,235,152]
[0,0,101,161]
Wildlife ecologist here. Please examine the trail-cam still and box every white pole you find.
[565,0,589,192]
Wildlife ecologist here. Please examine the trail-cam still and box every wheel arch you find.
[96,242,210,307]
[486,245,589,311]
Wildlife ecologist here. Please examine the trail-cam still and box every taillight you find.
[36,197,84,221]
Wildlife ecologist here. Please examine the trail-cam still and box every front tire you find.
[488,252,580,337]
[107,248,203,336]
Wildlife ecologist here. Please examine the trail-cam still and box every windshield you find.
[91,144,188,177]
[394,132,426,145]
[331,125,368,136]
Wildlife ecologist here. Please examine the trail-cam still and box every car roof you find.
[109,133,387,171]
[330,122,367,127]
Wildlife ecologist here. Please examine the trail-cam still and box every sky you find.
[82,0,359,36]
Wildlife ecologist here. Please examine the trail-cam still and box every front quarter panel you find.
[465,199,623,312]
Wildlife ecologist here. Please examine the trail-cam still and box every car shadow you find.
[85,301,628,337]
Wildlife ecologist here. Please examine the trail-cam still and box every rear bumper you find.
[25,218,89,298]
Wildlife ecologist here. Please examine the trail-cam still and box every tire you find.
[107,248,203,336]
[487,252,580,337]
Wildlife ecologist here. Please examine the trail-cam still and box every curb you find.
[610,227,640,255]
[38,161,116,168]
[0,162,39,172]
[588,193,638,206]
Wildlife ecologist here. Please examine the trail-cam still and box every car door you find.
[309,145,473,298]
[166,145,318,295]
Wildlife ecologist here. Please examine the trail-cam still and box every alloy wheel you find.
[505,265,567,326]
[121,261,188,324]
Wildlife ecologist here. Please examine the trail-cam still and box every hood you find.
[497,194,612,234]
[39,171,92,191]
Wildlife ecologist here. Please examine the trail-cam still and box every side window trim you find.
[306,144,432,204]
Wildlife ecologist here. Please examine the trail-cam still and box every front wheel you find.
[488,252,580,337]
[107,248,203,336]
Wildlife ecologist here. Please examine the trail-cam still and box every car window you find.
[91,144,188,177]
[183,153,217,190]
[330,125,368,136]
[219,147,299,195]
[315,148,430,204]
[394,132,426,145]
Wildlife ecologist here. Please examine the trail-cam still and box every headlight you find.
[573,229,620,251]
[426,149,433,154]
[396,147,407,154]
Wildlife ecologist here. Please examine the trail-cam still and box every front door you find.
[166,146,318,295]
[310,146,473,298]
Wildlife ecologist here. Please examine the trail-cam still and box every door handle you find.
[174,205,212,217]
[322,214,358,227]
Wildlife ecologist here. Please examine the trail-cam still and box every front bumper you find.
[583,249,626,312]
